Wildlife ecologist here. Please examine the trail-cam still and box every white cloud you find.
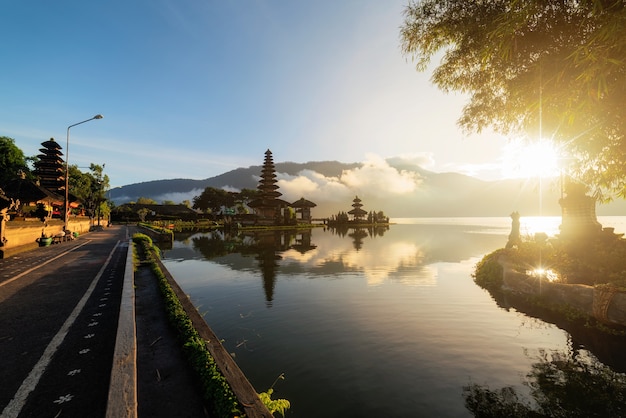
[386,153,435,169]
[275,153,423,203]
[340,153,422,195]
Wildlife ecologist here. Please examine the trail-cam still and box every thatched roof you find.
[348,207,367,216]
[247,198,290,208]
[2,178,63,205]
[290,197,317,208]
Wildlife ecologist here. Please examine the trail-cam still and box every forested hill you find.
[109,160,626,218]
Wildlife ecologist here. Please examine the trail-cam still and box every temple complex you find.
[247,149,317,225]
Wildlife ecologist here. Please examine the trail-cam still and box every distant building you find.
[348,196,367,222]
[290,197,316,223]
[247,149,317,225]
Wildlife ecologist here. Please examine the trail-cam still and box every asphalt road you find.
[0,225,130,418]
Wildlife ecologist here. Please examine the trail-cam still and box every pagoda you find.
[247,150,290,224]
[348,196,367,222]
[33,138,65,195]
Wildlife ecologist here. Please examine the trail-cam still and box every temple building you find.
[290,197,316,224]
[247,150,291,224]
[33,138,66,195]
[558,183,601,239]
[348,196,367,222]
[246,149,317,225]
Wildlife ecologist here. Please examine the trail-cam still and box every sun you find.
[501,139,561,179]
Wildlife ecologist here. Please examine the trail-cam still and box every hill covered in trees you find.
[109,159,626,218]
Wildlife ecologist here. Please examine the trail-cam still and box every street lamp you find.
[64,114,103,231]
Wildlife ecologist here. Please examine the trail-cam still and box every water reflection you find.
[191,229,318,307]
[464,347,626,417]
[327,224,389,250]
[163,223,507,305]
[491,289,626,373]
[159,218,626,417]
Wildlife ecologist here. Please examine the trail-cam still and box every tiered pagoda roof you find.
[248,149,290,209]
[348,196,367,220]
[33,138,65,194]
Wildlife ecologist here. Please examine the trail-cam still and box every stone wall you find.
[1,217,92,258]
[503,269,626,327]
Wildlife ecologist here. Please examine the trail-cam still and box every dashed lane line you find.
[0,241,121,418]
[0,241,91,288]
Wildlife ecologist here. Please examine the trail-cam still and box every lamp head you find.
[94,114,103,119]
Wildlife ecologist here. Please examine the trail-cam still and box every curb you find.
[106,239,137,418]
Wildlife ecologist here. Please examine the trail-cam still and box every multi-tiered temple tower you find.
[33,138,65,195]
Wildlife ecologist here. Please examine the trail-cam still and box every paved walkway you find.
[0,226,130,418]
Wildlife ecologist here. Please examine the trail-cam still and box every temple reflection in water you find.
[192,229,317,307]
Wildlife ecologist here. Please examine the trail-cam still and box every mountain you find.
[109,160,626,218]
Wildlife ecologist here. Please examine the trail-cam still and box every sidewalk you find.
[0,225,208,418]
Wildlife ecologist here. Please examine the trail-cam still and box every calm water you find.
[161,217,626,417]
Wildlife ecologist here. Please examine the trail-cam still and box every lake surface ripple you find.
[161,217,626,417]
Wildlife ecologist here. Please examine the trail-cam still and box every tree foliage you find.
[401,0,626,198]
[0,136,31,187]
[68,163,110,220]
[136,197,158,205]
[192,187,236,214]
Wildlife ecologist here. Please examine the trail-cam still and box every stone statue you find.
[506,211,521,249]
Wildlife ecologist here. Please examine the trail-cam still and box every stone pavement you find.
[0,224,266,418]
[0,226,131,417]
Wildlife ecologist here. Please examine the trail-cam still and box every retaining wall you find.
[503,269,626,327]
[1,217,92,258]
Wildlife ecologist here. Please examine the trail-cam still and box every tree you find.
[0,136,30,187]
[68,164,110,224]
[400,0,626,198]
[136,197,158,205]
[192,187,236,214]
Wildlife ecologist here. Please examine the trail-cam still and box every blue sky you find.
[1,1,511,188]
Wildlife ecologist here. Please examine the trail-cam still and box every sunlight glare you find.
[502,139,561,179]
[528,268,559,282]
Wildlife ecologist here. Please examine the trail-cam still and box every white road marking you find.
[0,241,91,288]
[0,241,121,418]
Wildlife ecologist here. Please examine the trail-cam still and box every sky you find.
[1,1,518,189]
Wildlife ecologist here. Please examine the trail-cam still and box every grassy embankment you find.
[132,233,289,417]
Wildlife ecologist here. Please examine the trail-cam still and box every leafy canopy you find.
[401,0,626,198]
[0,136,31,187]
[69,163,110,218]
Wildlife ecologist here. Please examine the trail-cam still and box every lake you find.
[161,216,626,417]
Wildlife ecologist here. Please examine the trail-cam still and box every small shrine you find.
[558,182,603,239]
[348,196,367,222]
[290,197,316,223]
[328,196,389,226]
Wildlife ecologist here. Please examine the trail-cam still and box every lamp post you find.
[64,114,103,231]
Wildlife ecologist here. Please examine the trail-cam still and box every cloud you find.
[386,153,435,170]
[153,189,204,204]
[276,153,423,203]
[277,170,351,202]
[340,153,422,195]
